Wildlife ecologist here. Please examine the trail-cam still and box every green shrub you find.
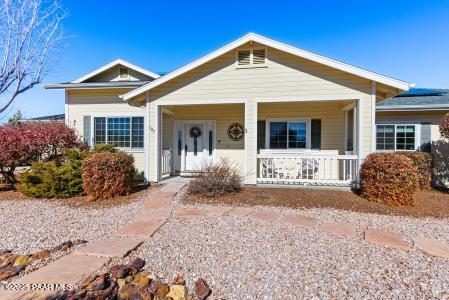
[18,159,84,198]
[82,152,134,200]
[188,159,243,197]
[397,151,432,191]
[91,144,117,154]
[360,153,419,206]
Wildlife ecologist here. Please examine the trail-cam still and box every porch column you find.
[244,99,258,185]
[371,81,377,153]
[144,92,150,185]
[148,101,161,183]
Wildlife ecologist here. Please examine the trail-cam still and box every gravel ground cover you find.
[132,189,449,298]
[184,187,449,218]
[0,189,150,253]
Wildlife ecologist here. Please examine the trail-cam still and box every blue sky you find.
[3,0,449,121]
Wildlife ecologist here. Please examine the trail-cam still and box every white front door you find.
[185,123,205,171]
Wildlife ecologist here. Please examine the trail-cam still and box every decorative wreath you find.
[189,126,202,138]
[227,123,244,141]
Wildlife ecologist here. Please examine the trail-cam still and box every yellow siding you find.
[150,44,373,157]
[67,89,146,176]
[258,101,347,153]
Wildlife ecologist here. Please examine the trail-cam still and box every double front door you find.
[173,120,216,173]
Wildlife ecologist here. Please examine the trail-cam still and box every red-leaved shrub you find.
[360,153,419,206]
[397,151,432,191]
[82,152,135,200]
[440,112,449,139]
[0,123,84,185]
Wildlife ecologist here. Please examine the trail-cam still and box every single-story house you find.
[46,33,413,186]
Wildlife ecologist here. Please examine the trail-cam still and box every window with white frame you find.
[376,124,417,151]
[93,116,144,149]
[268,121,308,149]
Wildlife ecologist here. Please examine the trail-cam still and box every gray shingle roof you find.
[378,88,449,107]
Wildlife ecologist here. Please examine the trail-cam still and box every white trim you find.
[45,82,148,90]
[64,90,69,126]
[375,123,421,151]
[344,110,348,151]
[371,81,376,153]
[72,58,160,83]
[90,114,145,152]
[151,95,361,107]
[356,98,363,174]
[265,118,312,150]
[377,104,449,112]
[144,92,150,185]
[121,33,409,101]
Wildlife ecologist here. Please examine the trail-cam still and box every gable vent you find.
[238,50,251,65]
[253,49,266,64]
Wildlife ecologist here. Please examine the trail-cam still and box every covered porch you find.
[153,98,363,187]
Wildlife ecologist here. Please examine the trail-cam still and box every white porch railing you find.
[161,149,172,178]
[257,152,358,186]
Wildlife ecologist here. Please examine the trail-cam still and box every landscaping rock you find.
[12,255,31,267]
[148,279,163,295]
[128,257,145,274]
[134,273,150,287]
[73,239,88,245]
[117,284,140,299]
[167,284,187,300]
[109,264,131,279]
[0,265,25,280]
[156,283,170,297]
[32,249,52,260]
[173,275,186,285]
[86,275,109,291]
[0,254,16,268]
[195,278,211,300]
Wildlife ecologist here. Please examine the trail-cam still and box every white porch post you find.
[64,90,70,126]
[148,101,161,183]
[244,99,258,185]
[356,98,364,180]
[371,81,377,153]
[144,92,150,185]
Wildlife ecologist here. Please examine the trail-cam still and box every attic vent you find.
[253,49,266,64]
[119,67,129,80]
[238,50,251,65]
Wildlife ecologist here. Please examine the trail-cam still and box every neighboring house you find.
[46,33,410,186]
[21,114,65,123]
[376,88,448,151]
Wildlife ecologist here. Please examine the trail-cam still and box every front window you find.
[269,121,308,149]
[376,124,416,151]
[94,116,144,149]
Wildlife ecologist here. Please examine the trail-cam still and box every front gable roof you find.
[72,58,160,83]
[121,33,410,101]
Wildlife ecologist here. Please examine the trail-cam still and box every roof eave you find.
[377,105,449,112]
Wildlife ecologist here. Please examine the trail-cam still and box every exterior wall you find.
[376,110,447,142]
[66,88,146,176]
[258,101,347,153]
[168,104,245,172]
[149,43,374,157]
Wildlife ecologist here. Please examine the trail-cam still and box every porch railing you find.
[257,152,358,186]
[161,149,172,178]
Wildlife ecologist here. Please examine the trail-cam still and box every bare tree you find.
[0,0,66,115]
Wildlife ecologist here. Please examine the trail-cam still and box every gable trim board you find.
[72,59,160,83]
[121,33,409,101]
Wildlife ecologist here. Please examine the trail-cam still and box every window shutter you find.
[238,50,250,65]
[83,115,91,146]
[257,121,266,151]
[419,122,432,152]
[253,49,266,64]
[311,119,321,149]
